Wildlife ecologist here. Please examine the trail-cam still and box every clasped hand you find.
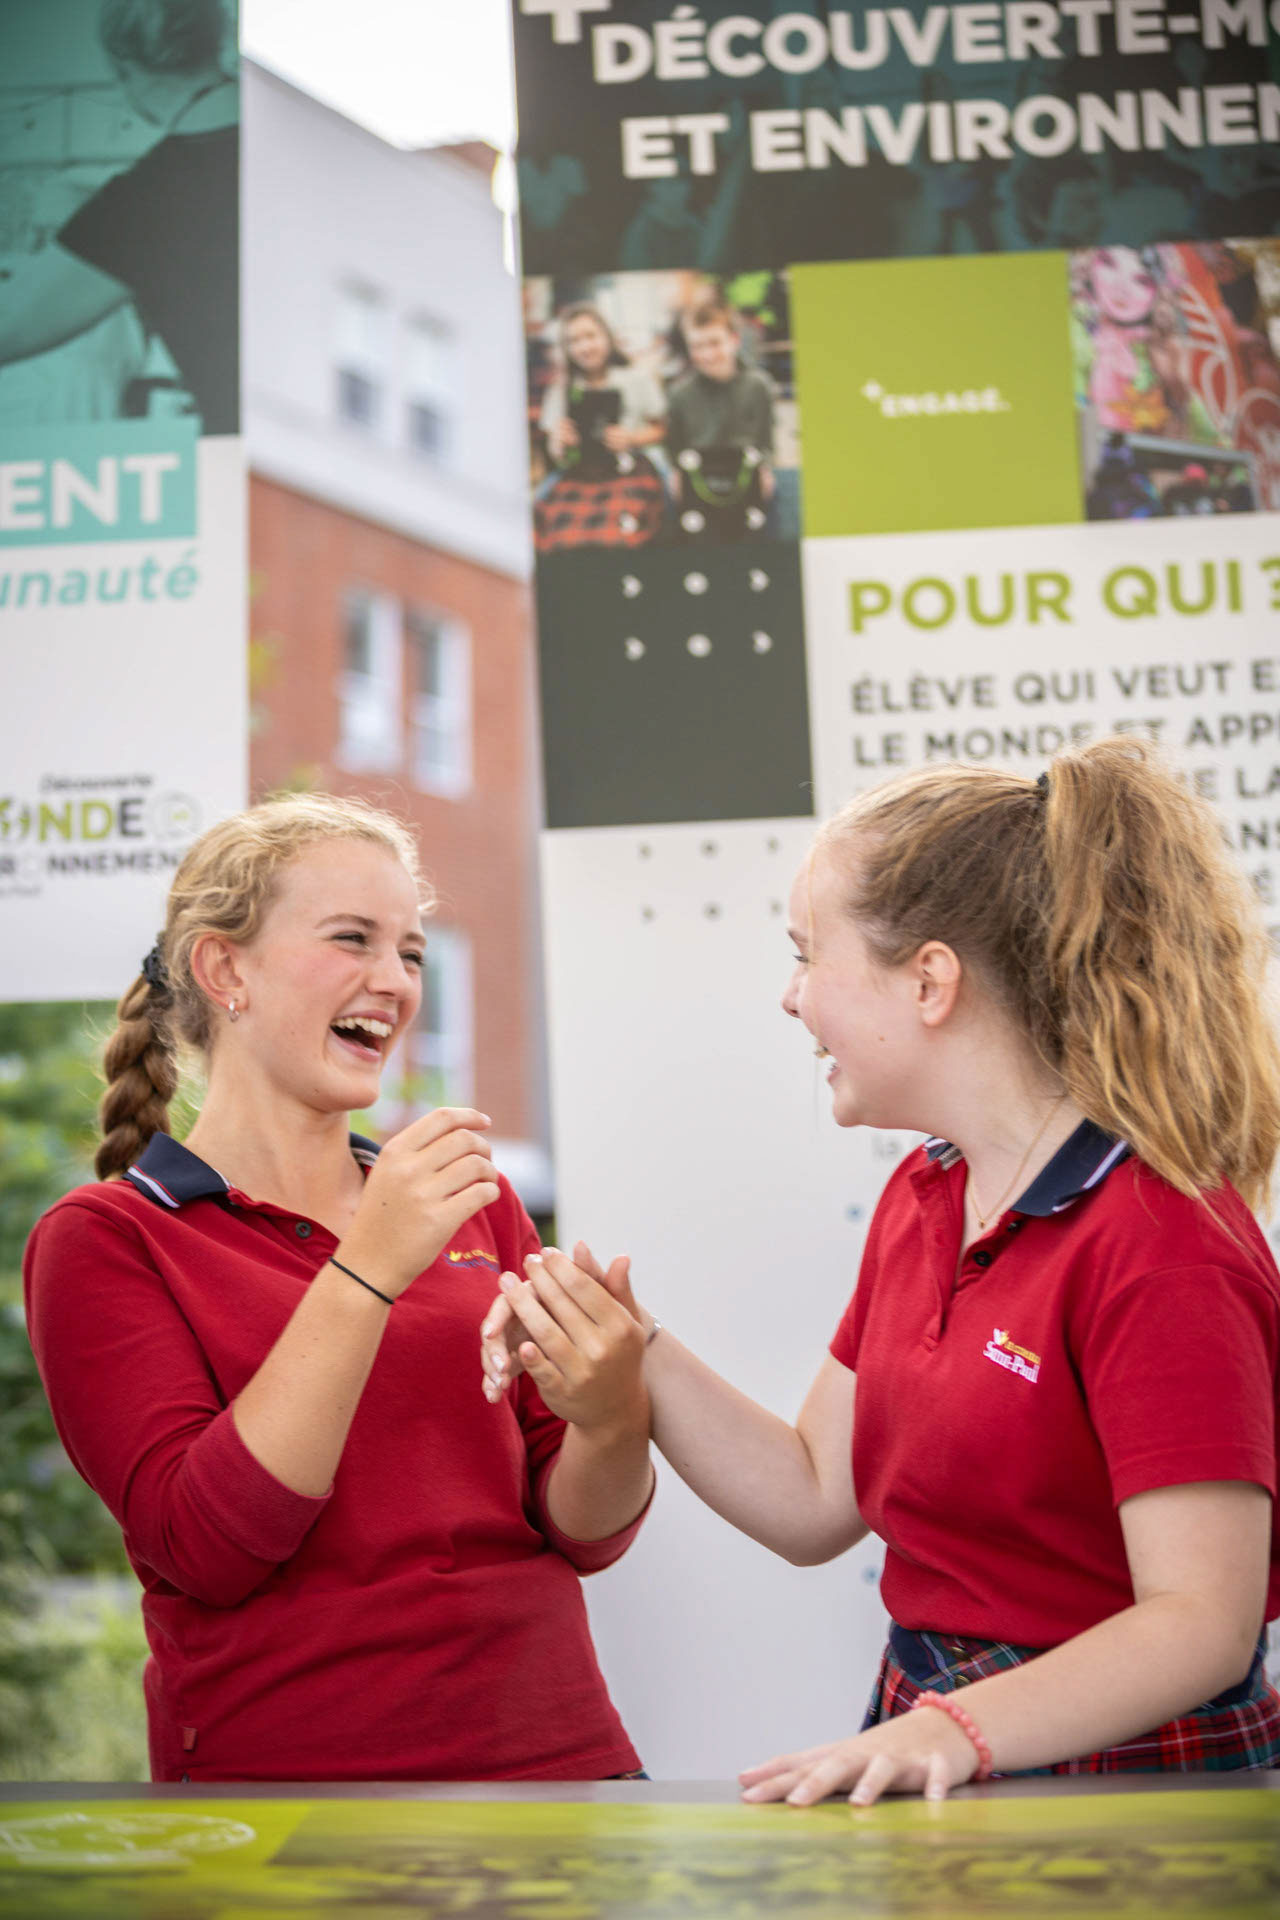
[480,1243,644,1432]
[481,1247,983,1807]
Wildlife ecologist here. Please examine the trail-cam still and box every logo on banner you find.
[521,0,612,45]
[860,380,1012,419]
[0,778,201,899]
[0,421,198,549]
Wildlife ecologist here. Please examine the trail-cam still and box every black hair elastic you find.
[1035,771,1051,799]
[328,1256,394,1307]
[140,943,169,991]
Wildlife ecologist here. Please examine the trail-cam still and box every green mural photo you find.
[793,253,1083,538]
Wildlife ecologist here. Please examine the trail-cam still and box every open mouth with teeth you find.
[330,1014,395,1063]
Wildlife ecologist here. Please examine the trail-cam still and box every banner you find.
[512,2,1280,1776]
[0,0,245,1002]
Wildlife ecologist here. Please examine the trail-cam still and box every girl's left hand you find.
[739,1707,980,1807]
[481,1241,633,1403]
[487,1248,647,1433]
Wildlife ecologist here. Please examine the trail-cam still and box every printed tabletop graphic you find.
[2,1792,1278,1918]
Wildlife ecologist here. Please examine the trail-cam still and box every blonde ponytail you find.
[1043,739,1280,1209]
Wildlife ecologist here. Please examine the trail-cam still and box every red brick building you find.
[243,65,547,1201]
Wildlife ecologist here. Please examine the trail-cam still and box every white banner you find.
[0,0,245,1002]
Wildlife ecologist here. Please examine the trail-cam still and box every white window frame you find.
[409,609,471,799]
[407,926,474,1110]
[404,312,456,461]
[337,587,402,773]
[335,282,388,432]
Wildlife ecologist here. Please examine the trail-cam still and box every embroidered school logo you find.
[983,1328,1042,1385]
[446,1248,501,1272]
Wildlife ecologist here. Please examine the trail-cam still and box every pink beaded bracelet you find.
[910,1690,994,1781]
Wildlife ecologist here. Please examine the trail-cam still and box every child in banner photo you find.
[24,795,653,1783]
[666,294,776,544]
[534,304,667,554]
[484,739,1280,1801]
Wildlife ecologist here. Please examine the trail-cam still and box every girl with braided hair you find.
[484,738,1280,1799]
[25,793,651,1782]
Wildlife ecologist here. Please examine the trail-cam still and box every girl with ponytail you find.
[25,794,651,1782]
[485,737,1280,1797]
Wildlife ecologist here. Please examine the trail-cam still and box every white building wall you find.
[242,60,530,580]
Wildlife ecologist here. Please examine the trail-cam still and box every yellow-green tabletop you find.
[1,1779,1278,1918]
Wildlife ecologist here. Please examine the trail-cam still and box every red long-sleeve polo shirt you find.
[23,1133,645,1782]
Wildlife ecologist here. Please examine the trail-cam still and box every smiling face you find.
[1091,246,1157,326]
[781,851,937,1131]
[213,839,425,1117]
[564,312,612,380]
[684,319,740,383]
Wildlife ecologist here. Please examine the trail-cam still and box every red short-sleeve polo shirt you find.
[830,1122,1280,1648]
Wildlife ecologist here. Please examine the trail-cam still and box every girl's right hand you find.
[339,1108,500,1300]
[549,417,579,458]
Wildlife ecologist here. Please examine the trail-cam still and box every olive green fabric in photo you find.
[793,253,1083,538]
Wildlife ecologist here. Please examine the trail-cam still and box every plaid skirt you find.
[865,1620,1280,1773]
[533,460,666,553]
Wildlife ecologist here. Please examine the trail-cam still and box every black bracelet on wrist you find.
[328,1256,394,1307]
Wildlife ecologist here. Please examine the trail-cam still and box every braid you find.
[95,974,177,1180]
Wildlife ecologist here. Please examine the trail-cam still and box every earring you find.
[227,999,239,1022]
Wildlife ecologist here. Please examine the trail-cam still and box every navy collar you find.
[923,1118,1132,1217]
[124,1131,380,1210]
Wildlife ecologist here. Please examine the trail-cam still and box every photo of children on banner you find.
[668,295,775,546]
[528,270,799,556]
[1074,239,1280,521]
[533,304,667,553]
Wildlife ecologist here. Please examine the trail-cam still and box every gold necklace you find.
[967,1102,1062,1230]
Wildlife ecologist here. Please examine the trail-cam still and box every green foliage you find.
[0,1584,148,1782]
[0,1001,127,1578]
[0,1000,107,1276]
[0,999,144,1778]
[0,1566,77,1773]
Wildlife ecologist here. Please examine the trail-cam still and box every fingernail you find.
[498,1272,516,1293]
[491,1350,507,1371]
[525,1255,543,1271]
